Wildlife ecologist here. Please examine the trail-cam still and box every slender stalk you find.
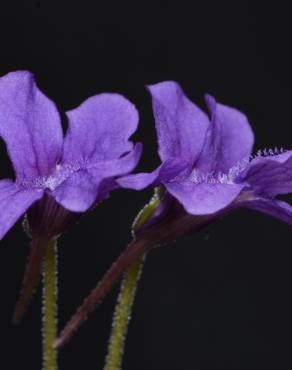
[13,238,47,324]
[104,254,145,370]
[104,188,163,370]
[42,238,58,370]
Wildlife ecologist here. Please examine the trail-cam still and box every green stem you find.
[42,239,58,370]
[104,187,164,370]
[104,254,145,370]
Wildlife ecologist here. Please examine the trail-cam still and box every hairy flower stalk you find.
[104,190,162,370]
[13,196,81,323]
[13,237,48,323]
[104,254,145,370]
[42,239,58,370]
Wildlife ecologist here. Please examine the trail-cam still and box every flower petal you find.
[0,71,63,180]
[52,144,143,212]
[62,93,139,164]
[241,151,292,196]
[117,158,190,190]
[240,197,292,225]
[0,180,43,240]
[88,143,143,178]
[53,94,141,212]
[165,180,245,215]
[117,169,161,190]
[197,95,254,173]
[147,81,209,163]
[51,170,98,212]
[88,144,143,201]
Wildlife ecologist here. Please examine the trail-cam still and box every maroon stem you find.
[54,237,150,348]
[12,237,48,324]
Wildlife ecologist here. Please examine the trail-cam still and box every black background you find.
[1,1,292,369]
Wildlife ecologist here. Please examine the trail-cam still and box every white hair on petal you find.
[170,146,288,185]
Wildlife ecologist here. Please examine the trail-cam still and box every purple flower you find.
[0,71,142,322]
[118,81,292,233]
[55,81,292,347]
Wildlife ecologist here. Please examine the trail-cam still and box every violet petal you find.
[0,180,43,239]
[147,81,209,164]
[165,180,245,215]
[197,95,254,173]
[51,170,98,212]
[117,158,190,190]
[0,71,63,181]
[242,151,292,197]
[88,143,143,179]
[63,93,139,164]
[240,197,292,225]
[52,144,142,212]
